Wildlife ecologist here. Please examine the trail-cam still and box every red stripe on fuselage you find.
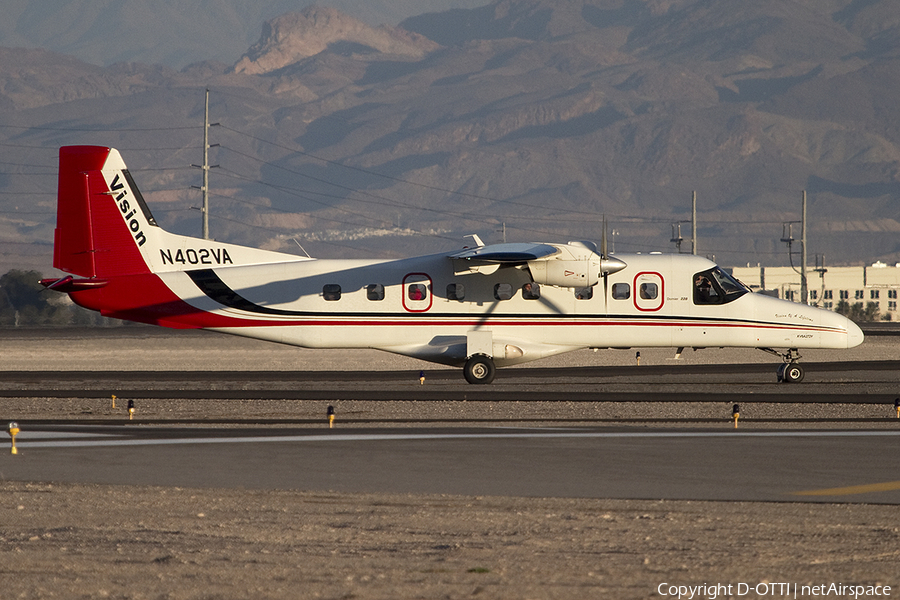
[69,277,843,335]
[68,269,844,335]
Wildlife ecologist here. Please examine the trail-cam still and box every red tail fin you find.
[54,146,151,278]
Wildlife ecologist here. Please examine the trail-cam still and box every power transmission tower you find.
[192,89,218,240]
[780,191,809,304]
[801,190,808,305]
[691,190,697,255]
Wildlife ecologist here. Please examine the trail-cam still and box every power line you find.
[0,124,200,132]
[218,124,624,219]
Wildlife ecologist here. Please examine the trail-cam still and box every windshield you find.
[693,267,749,305]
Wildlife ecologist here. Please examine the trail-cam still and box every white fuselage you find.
[156,251,863,367]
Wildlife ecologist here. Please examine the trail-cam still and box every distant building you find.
[730,262,900,316]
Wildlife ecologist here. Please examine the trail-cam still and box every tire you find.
[464,355,496,384]
[783,363,804,383]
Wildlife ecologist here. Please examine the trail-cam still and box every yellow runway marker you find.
[792,480,900,496]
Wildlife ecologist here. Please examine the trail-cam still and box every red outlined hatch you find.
[403,273,433,313]
[633,271,664,312]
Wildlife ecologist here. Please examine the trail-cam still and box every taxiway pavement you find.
[4,425,900,504]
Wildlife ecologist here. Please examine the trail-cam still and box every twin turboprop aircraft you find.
[42,146,864,383]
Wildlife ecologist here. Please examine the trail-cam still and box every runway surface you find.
[2,359,900,404]
[4,424,900,504]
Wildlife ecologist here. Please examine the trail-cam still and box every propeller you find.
[598,215,627,312]
[601,215,609,312]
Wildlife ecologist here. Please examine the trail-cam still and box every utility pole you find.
[202,89,210,239]
[801,190,808,305]
[691,190,697,255]
[192,89,218,240]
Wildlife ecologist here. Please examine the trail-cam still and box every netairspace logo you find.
[657,582,892,599]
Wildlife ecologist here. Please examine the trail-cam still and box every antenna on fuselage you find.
[293,239,312,258]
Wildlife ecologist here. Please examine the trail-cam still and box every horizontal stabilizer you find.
[39,276,108,293]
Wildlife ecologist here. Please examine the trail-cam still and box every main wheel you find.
[464,354,496,384]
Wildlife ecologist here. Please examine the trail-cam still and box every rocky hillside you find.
[234,7,439,75]
[1,0,899,274]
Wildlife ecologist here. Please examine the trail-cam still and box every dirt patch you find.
[2,481,899,600]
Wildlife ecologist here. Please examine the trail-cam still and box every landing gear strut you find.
[759,348,804,383]
[464,354,496,384]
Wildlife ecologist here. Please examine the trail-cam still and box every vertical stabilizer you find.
[54,146,153,278]
[55,145,302,281]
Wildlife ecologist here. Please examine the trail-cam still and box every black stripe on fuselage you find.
[187,269,288,315]
[185,269,841,331]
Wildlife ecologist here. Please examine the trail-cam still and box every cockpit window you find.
[693,267,748,305]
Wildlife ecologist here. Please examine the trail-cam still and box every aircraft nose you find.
[845,317,864,348]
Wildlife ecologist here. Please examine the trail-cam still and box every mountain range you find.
[1,0,899,275]
[0,0,488,67]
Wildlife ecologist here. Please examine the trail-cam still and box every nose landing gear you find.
[759,348,804,383]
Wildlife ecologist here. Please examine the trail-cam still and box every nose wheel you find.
[464,354,496,384]
[777,362,804,383]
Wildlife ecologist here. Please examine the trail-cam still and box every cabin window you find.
[839,290,849,300]
[855,290,864,300]
[522,282,540,300]
[366,284,384,301]
[575,287,593,300]
[871,290,880,299]
[639,282,658,300]
[890,290,898,299]
[447,283,465,301]
[494,283,513,301]
[810,290,818,300]
[612,283,630,300]
[408,284,427,301]
[693,267,748,305]
[824,290,833,300]
[323,284,341,301]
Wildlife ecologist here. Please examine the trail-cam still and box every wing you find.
[449,242,560,264]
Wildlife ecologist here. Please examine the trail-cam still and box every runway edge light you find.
[732,404,740,429]
[327,405,335,428]
[894,398,899,419]
[8,421,19,455]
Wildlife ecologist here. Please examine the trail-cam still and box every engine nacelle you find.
[528,258,600,287]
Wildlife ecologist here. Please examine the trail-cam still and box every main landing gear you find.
[759,348,804,383]
[464,354,496,384]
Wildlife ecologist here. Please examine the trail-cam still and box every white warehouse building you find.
[730,262,900,316]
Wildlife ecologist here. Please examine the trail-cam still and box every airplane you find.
[41,145,863,384]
